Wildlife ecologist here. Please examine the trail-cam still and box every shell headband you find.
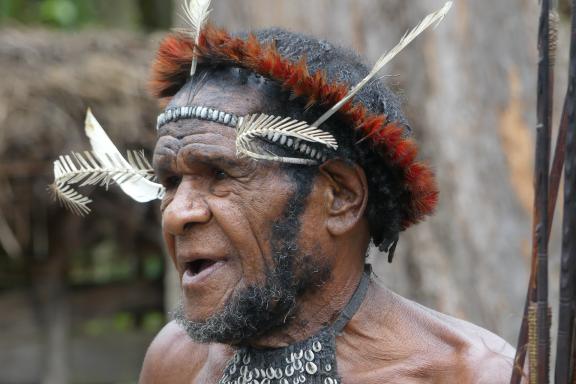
[49,0,450,230]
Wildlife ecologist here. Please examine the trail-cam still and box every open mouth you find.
[186,259,218,276]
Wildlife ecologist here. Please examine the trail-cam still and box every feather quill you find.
[84,109,165,202]
[312,1,453,128]
[182,0,212,76]
[236,113,337,164]
[48,182,92,216]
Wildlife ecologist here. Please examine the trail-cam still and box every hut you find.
[0,28,166,383]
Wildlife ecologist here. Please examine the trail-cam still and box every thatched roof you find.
[0,28,163,266]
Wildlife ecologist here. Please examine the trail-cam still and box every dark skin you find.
[140,79,516,383]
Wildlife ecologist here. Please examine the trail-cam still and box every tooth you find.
[191,106,197,116]
[218,111,225,123]
[166,110,173,121]
[287,138,293,147]
[224,114,231,124]
[322,155,327,162]
[280,135,287,145]
[272,132,281,142]
[267,131,274,140]
[316,152,323,160]
[195,107,203,118]
[175,108,182,120]
[200,107,208,119]
[231,116,238,126]
[310,149,317,158]
[306,147,312,155]
[300,144,307,152]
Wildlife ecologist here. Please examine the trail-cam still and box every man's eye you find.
[214,169,228,181]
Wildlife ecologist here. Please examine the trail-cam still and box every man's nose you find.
[162,178,212,235]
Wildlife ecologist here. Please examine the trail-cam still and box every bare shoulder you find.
[435,307,516,383]
[343,283,516,383]
[139,321,209,384]
[394,289,516,383]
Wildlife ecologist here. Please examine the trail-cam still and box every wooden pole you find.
[555,0,576,381]
[534,0,553,381]
[511,0,555,382]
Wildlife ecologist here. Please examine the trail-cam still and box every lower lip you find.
[182,260,226,287]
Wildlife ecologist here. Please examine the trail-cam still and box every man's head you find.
[151,27,437,345]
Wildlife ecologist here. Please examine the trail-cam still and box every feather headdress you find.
[150,2,452,229]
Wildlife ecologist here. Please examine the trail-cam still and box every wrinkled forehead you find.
[155,72,282,158]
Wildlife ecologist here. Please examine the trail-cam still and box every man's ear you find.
[318,159,368,236]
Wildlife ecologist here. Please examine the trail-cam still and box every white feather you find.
[84,109,165,202]
[182,0,213,76]
[312,1,453,128]
[235,113,337,165]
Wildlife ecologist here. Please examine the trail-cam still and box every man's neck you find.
[245,259,366,349]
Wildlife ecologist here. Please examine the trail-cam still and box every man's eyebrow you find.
[180,143,246,169]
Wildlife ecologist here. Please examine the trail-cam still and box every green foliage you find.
[81,311,165,336]
[142,311,164,332]
[0,0,173,30]
[39,0,78,27]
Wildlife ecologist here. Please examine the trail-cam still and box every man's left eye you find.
[214,169,228,180]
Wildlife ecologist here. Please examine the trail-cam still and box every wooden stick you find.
[512,1,555,382]
[548,97,569,236]
[534,0,553,381]
[555,0,576,380]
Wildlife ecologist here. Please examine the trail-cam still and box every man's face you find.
[153,78,330,343]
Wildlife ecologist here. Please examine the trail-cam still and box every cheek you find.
[209,185,291,281]
[209,197,270,282]
[162,230,177,266]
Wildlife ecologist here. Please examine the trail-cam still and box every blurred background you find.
[0,0,572,383]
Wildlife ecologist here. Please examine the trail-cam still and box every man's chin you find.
[172,280,298,345]
[179,296,226,323]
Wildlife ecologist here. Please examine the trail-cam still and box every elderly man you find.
[134,10,516,380]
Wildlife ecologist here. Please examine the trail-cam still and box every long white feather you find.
[182,0,212,76]
[312,1,453,128]
[84,109,165,202]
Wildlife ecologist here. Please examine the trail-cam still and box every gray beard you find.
[173,184,332,345]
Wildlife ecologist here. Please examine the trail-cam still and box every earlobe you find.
[319,159,368,236]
